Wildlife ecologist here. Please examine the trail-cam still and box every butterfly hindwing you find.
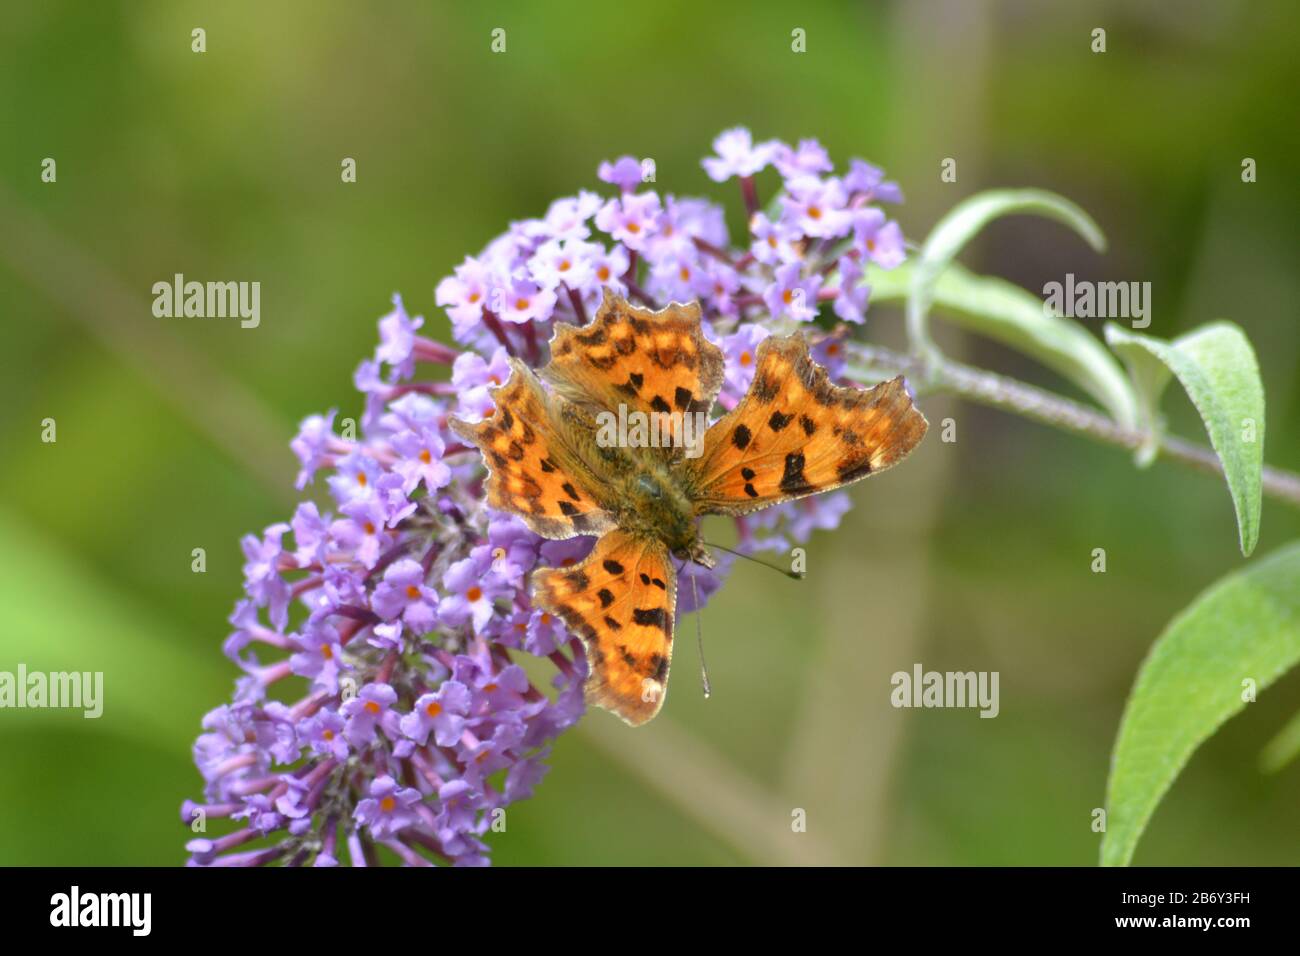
[543,296,724,459]
[533,530,675,726]
[686,334,928,515]
[450,359,618,539]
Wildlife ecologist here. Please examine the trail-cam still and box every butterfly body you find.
[452,294,927,725]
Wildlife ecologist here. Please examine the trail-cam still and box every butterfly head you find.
[673,538,716,570]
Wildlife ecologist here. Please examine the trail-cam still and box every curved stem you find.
[844,341,1300,509]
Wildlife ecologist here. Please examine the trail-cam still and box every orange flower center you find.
[380,796,396,813]
[357,473,367,487]
[321,645,334,660]
[364,701,381,715]
[515,298,530,311]
[740,351,753,367]
[425,701,443,718]
[466,586,483,602]
[419,449,432,464]
[808,205,822,220]
[322,728,335,740]
[363,522,376,535]
[406,584,421,599]
[626,222,641,234]
[782,289,794,305]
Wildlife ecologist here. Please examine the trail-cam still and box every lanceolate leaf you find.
[904,188,1106,365]
[1102,541,1300,866]
[1105,322,1265,556]
[869,260,1138,430]
[1259,706,1300,774]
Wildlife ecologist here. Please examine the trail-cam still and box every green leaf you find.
[1101,541,1300,866]
[1104,328,1174,468]
[869,260,1139,431]
[1105,322,1265,556]
[904,187,1106,363]
[1259,707,1300,774]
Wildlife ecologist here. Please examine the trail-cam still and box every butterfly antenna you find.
[702,540,804,580]
[690,570,711,699]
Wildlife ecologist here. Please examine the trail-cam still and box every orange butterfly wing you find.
[687,333,928,514]
[543,296,724,456]
[449,358,617,539]
[534,530,675,726]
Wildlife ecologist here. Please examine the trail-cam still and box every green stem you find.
[844,341,1300,509]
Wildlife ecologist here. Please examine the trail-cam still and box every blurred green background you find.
[2,0,1299,865]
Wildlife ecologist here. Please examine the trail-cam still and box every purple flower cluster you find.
[183,303,596,866]
[185,129,905,866]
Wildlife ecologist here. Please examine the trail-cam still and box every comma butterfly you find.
[451,294,927,725]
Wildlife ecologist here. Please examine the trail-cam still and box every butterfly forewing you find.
[543,296,725,458]
[686,334,928,515]
[450,359,618,539]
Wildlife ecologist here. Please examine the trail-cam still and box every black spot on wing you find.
[732,424,752,449]
[674,386,693,411]
[603,559,625,575]
[632,607,668,631]
[834,425,861,447]
[837,457,873,482]
[779,451,813,494]
[650,654,669,682]
[752,373,778,403]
